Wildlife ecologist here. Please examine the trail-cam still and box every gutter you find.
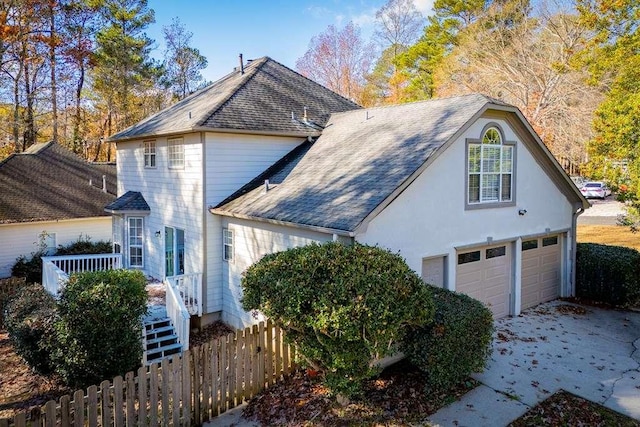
[108,127,322,143]
[209,208,355,238]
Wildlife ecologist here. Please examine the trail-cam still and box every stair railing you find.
[164,278,190,351]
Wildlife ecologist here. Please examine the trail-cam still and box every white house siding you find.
[116,134,204,279]
[0,217,112,278]
[203,133,303,314]
[356,116,574,315]
[220,217,332,329]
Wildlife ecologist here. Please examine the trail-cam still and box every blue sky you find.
[145,0,434,83]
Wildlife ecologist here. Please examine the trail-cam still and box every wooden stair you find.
[143,317,182,365]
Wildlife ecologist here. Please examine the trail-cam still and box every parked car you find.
[580,181,611,199]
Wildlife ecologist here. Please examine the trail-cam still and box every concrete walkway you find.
[205,301,640,426]
[428,301,640,426]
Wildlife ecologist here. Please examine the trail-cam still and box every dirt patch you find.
[146,281,165,306]
[243,360,478,426]
[189,321,234,348]
[0,330,70,419]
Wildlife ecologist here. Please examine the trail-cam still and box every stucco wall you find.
[0,217,112,278]
[220,217,333,329]
[356,116,574,292]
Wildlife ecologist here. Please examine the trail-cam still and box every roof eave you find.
[108,126,322,143]
[104,208,150,215]
[210,208,354,237]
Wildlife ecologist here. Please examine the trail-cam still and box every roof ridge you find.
[195,56,270,127]
[330,93,488,118]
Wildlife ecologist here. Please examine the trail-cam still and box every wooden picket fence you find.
[0,320,295,427]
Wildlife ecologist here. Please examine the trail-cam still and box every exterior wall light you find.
[518,209,527,216]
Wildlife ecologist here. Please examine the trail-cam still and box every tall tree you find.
[365,0,426,105]
[436,1,600,164]
[296,22,374,104]
[90,0,157,136]
[578,0,640,227]
[394,0,485,101]
[61,0,99,153]
[161,17,207,101]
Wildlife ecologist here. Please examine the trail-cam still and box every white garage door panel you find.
[456,244,511,319]
[521,236,561,310]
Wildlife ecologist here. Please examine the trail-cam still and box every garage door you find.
[456,243,511,318]
[521,235,561,310]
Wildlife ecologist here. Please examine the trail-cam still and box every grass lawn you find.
[577,224,640,250]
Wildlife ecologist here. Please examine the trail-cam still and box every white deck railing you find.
[166,273,203,316]
[41,253,123,296]
[164,278,190,351]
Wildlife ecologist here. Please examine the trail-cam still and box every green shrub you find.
[401,287,494,392]
[54,238,112,256]
[241,242,434,398]
[576,243,640,306]
[0,277,27,329]
[12,252,45,284]
[4,283,57,374]
[12,236,112,284]
[53,269,148,387]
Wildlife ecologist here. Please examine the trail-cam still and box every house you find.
[105,56,360,329]
[212,94,590,327]
[105,56,588,332]
[0,142,116,278]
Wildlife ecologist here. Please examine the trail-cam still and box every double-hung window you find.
[223,229,234,262]
[167,137,184,169]
[467,126,514,206]
[143,141,156,168]
[128,217,144,268]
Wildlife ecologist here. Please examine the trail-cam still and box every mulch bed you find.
[0,330,70,419]
[510,390,640,426]
[243,359,478,426]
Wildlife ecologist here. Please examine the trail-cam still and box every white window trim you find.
[143,140,156,168]
[465,123,516,210]
[128,217,144,268]
[167,137,185,169]
[223,228,234,262]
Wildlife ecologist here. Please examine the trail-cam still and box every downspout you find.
[201,131,208,317]
[569,206,585,297]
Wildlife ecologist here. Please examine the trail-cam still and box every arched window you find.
[468,126,514,205]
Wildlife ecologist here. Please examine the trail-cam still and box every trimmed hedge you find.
[241,242,434,398]
[576,243,640,306]
[54,269,148,387]
[4,283,57,374]
[401,287,494,392]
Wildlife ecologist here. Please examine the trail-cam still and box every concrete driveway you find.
[578,197,626,225]
[429,301,640,426]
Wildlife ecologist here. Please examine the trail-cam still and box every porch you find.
[41,253,202,361]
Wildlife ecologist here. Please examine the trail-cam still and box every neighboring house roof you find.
[212,94,589,234]
[0,142,117,224]
[104,191,150,213]
[109,57,361,142]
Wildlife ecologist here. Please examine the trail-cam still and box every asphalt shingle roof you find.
[104,191,150,212]
[109,57,361,141]
[0,142,117,224]
[213,94,495,232]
